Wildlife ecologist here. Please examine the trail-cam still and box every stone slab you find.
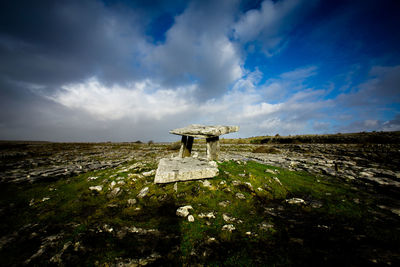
[154,157,219,184]
[170,124,239,138]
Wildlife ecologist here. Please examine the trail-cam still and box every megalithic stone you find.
[179,135,194,158]
[206,136,219,161]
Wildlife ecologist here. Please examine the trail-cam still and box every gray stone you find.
[89,185,103,192]
[176,205,193,217]
[285,198,306,205]
[223,213,236,222]
[170,124,239,138]
[142,170,155,177]
[206,136,220,161]
[109,187,121,197]
[127,199,137,206]
[259,222,274,230]
[236,193,246,199]
[222,224,236,232]
[198,212,216,219]
[154,157,219,183]
[178,135,194,158]
[188,215,195,222]
[201,180,212,188]
[137,187,149,198]
[218,200,230,207]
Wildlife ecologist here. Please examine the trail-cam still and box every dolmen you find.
[154,124,239,184]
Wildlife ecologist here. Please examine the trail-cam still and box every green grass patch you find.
[0,159,398,266]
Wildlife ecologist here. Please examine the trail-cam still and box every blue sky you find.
[0,0,399,141]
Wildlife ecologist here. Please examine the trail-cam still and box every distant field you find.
[219,130,400,144]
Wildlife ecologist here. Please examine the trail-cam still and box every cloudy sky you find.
[1,0,399,142]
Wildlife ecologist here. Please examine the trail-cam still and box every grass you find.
[0,159,399,266]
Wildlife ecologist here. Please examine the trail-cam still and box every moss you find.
[1,158,399,266]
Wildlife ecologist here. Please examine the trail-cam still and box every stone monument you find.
[154,124,239,184]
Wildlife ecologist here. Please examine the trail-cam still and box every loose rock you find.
[285,198,306,205]
[222,224,236,232]
[236,193,246,199]
[89,185,103,192]
[137,187,149,198]
[176,205,193,217]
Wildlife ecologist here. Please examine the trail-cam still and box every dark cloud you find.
[337,114,400,133]
[146,0,243,100]
[337,65,400,107]
[0,0,147,89]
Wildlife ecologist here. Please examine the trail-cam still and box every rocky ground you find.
[0,140,399,266]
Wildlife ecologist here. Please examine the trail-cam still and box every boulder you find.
[154,157,218,184]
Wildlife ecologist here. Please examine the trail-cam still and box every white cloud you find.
[279,65,317,80]
[48,64,332,138]
[50,77,195,121]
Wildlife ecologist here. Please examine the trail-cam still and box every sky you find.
[0,0,400,142]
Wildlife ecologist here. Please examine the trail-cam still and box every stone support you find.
[206,136,220,161]
[179,135,194,158]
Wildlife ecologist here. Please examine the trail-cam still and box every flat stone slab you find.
[154,157,219,184]
[170,124,239,138]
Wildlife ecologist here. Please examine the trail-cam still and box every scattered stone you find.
[232,180,241,186]
[218,200,230,207]
[109,187,121,197]
[223,213,236,223]
[201,180,212,188]
[137,187,149,198]
[50,241,72,264]
[89,185,103,192]
[310,200,323,208]
[244,182,254,191]
[219,180,226,185]
[272,177,282,185]
[378,205,400,216]
[238,173,246,177]
[127,199,137,206]
[236,193,246,199]
[265,169,276,174]
[188,215,195,222]
[259,222,274,230]
[222,224,236,232]
[174,182,178,192]
[142,170,155,177]
[110,181,116,188]
[42,197,50,202]
[198,212,215,219]
[285,198,306,205]
[87,176,98,181]
[206,237,217,244]
[176,205,193,217]
[246,231,252,235]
